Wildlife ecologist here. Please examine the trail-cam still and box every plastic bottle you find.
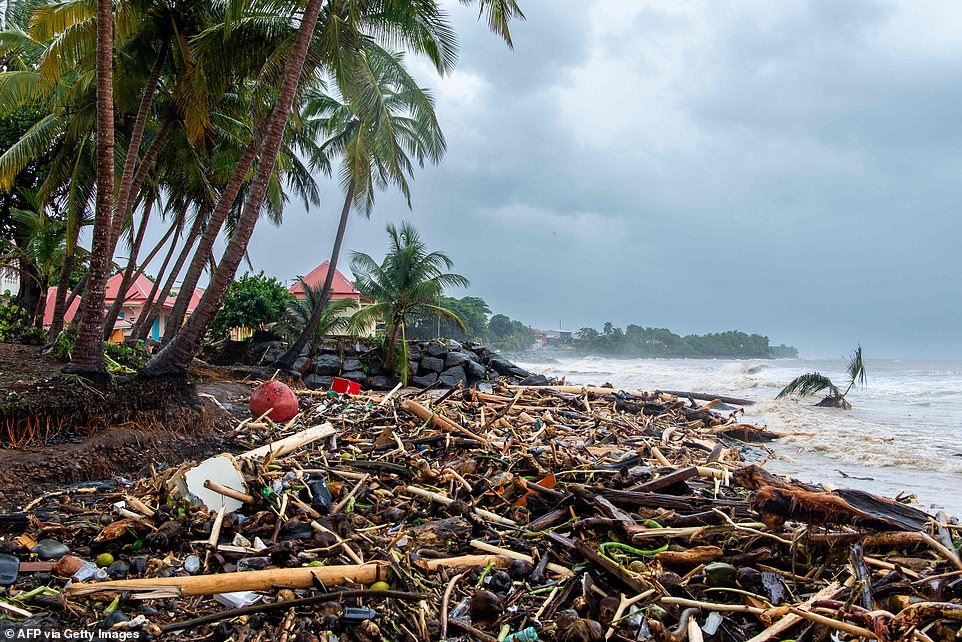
[504,627,538,642]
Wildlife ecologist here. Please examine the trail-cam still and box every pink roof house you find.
[44,274,204,342]
[288,261,370,303]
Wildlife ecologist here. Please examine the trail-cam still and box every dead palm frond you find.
[777,372,841,399]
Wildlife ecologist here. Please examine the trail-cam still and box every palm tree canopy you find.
[348,222,468,374]
[273,279,357,344]
[777,372,841,399]
[350,221,468,319]
[847,344,866,389]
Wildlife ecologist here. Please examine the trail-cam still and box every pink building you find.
[44,274,204,342]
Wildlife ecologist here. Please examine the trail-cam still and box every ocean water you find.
[514,356,962,515]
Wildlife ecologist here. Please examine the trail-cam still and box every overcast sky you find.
[154,0,962,359]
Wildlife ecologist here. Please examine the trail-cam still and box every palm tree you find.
[273,43,445,371]
[0,191,68,326]
[349,222,468,382]
[273,280,357,361]
[777,345,867,409]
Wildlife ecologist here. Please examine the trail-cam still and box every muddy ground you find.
[0,343,256,507]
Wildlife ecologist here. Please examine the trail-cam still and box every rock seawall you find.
[210,335,548,390]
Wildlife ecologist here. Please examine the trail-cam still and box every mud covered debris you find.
[0,382,959,641]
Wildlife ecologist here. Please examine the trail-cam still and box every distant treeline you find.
[405,296,798,359]
[575,324,798,359]
[406,296,535,351]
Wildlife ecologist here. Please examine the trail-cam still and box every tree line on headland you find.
[406,296,798,359]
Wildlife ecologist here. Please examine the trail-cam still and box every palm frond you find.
[847,344,866,388]
[777,372,840,399]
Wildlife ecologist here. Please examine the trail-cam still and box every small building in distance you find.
[288,261,374,336]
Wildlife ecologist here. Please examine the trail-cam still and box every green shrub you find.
[104,340,149,370]
[18,326,46,346]
[0,301,28,342]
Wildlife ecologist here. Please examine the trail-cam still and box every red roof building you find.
[44,274,204,342]
[288,261,370,302]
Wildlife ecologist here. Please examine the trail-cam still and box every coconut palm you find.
[0,191,71,326]
[777,345,867,409]
[273,43,445,370]
[349,222,468,382]
[273,280,357,361]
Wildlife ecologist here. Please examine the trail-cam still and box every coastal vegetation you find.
[573,324,797,359]
[272,281,356,361]
[777,344,866,409]
[349,222,469,379]
[208,272,291,342]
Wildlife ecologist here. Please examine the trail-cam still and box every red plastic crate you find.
[331,377,361,395]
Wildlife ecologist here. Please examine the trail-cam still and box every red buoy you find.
[249,381,299,422]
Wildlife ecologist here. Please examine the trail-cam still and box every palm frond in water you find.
[847,344,866,388]
[777,372,840,399]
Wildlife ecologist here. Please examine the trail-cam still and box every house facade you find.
[43,273,204,342]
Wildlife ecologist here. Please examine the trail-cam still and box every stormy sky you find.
[191,1,962,358]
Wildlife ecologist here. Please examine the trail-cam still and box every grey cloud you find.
[171,0,962,359]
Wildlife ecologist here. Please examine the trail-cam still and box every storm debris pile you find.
[0,382,959,641]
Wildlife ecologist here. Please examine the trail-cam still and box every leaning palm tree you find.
[777,345,867,409]
[273,280,358,361]
[349,222,468,383]
[273,43,445,371]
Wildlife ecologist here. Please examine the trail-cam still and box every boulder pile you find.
[237,336,548,391]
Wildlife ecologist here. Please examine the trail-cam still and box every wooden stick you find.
[309,521,364,564]
[66,563,389,597]
[746,582,842,642]
[470,540,573,577]
[123,495,155,517]
[400,399,489,444]
[787,607,877,639]
[241,423,336,460]
[405,486,517,527]
[203,479,255,505]
[208,505,226,549]
[440,573,463,640]
[416,554,512,572]
[659,596,765,615]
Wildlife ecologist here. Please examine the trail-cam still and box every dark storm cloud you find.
[229,0,962,358]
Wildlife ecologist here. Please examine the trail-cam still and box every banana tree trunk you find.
[65,0,114,376]
[136,211,202,342]
[142,0,325,377]
[274,178,355,370]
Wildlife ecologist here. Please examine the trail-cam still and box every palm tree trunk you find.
[34,286,47,329]
[134,212,199,342]
[110,40,169,253]
[383,316,401,370]
[162,135,263,342]
[274,178,355,370]
[65,0,114,376]
[103,199,155,339]
[48,216,81,337]
[143,0,325,377]
[130,220,180,342]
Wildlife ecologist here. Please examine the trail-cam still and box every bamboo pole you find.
[400,399,489,444]
[470,540,573,577]
[241,423,336,460]
[66,562,389,598]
